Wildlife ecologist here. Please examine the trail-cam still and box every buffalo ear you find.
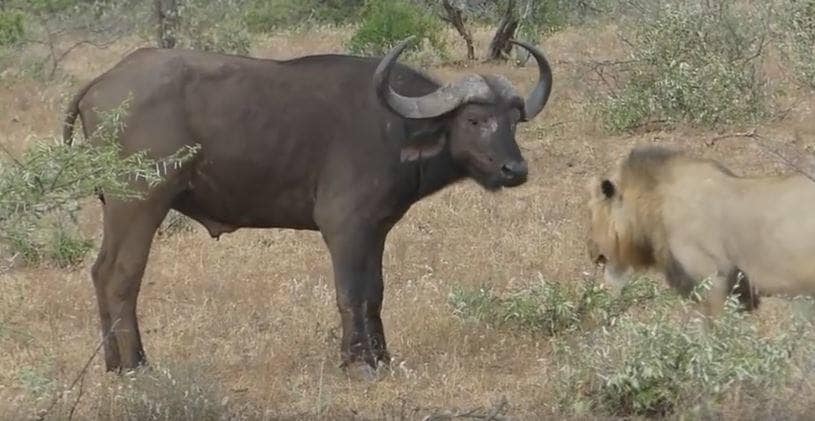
[400,135,446,162]
[600,179,616,199]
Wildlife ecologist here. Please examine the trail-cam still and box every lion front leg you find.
[701,274,729,320]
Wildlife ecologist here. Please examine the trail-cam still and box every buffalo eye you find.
[467,118,479,126]
[601,179,616,198]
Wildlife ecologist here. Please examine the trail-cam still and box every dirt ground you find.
[2,25,815,419]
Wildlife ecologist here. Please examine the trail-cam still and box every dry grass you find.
[3,23,815,420]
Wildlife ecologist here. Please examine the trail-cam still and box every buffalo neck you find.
[401,119,465,202]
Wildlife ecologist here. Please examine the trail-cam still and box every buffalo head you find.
[373,37,553,190]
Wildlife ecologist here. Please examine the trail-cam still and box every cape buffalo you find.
[63,37,552,374]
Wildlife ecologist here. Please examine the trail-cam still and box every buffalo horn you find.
[373,36,482,119]
[508,39,553,121]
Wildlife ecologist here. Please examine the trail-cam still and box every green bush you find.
[449,276,659,336]
[779,0,815,89]
[347,0,445,56]
[246,0,363,33]
[552,291,813,417]
[602,0,769,132]
[0,11,24,47]
[176,0,252,55]
[246,0,312,32]
[46,225,93,267]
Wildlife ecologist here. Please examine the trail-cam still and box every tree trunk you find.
[441,0,475,60]
[487,0,518,61]
[155,0,179,49]
[512,0,537,66]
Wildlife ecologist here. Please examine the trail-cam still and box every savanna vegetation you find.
[2,0,815,419]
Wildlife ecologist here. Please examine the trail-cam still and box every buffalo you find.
[62,37,553,374]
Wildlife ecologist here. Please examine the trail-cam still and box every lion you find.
[585,145,815,316]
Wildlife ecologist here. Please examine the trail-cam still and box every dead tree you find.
[441,0,475,60]
[155,0,179,49]
[487,0,519,61]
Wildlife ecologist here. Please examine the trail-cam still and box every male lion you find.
[585,145,815,316]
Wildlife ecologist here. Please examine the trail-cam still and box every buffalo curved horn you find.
[373,36,481,119]
[509,39,553,121]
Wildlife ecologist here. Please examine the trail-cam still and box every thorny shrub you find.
[602,0,770,132]
[347,0,446,57]
[174,0,252,55]
[0,98,199,267]
[778,0,815,89]
[453,276,814,417]
[245,0,364,33]
[551,285,813,417]
[0,10,24,47]
[449,274,659,336]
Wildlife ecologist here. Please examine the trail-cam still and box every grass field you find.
[2,20,815,420]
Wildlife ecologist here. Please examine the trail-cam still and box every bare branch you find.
[704,129,815,184]
[35,319,120,421]
[49,37,122,78]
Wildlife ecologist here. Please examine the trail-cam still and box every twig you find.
[50,38,121,78]
[35,319,120,421]
[703,128,757,146]
[0,142,25,169]
[421,396,509,420]
[66,370,86,421]
[484,396,508,420]
[704,128,815,184]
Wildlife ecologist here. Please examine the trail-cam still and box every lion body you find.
[587,145,815,312]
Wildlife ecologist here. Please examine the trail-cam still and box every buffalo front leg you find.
[323,228,390,369]
[92,198,170,371]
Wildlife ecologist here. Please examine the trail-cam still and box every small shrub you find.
[176,0,251,55]
[4,225,43,266]
[0,10,24,47]
[18,367,55,399]
[113,366,228,420]
[347,0,445,57]
[779,0,815,88]
[552,291,813,417]
[449,275,659,335]
[245,0,313,33]
[602,0,769,132]
[246,0,363,32]
[46,225,93,267]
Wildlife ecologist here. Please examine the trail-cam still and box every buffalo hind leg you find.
[92,197,171,372]
[322,227,390,372]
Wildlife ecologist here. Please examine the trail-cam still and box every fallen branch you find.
[422,396,509,421]
[35,319,120,421]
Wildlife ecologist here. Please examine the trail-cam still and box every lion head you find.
[585,148,671,289]
[586,176,635,289]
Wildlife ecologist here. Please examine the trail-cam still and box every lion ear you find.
[601,179,616,199]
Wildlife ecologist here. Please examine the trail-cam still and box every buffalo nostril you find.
[501,160,528,179]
